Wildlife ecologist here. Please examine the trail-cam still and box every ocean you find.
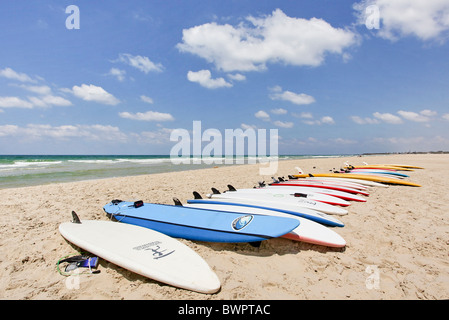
[0,154,349,189]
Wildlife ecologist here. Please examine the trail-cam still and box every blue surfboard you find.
[103,200,299,243]
[348,170,409,177]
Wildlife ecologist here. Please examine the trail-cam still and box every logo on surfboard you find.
[133,241,175,259]
[232,215,253,231]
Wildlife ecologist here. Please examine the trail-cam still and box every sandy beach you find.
[0,153,448,300]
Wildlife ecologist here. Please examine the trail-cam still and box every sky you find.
[0,0,449,155]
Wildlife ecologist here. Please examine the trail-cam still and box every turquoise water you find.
[0,154,349,189]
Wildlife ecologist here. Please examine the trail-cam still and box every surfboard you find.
[177,200,346,247]
[196,196,345,227]
[270,180,370,195]
[269,180,369,192]
[344,171,408,179]
[371,164,424,169]
[298,176,389,187]
[191,192,348,215]
[284,177,370,190]
[59,212,221,294]
[344,165,414,171]
[259,185,366,202]
[292,173,421,187]
[214,188,352,206]
[103,200,299,243]
[258,185,368,201]
[347,169,409,178]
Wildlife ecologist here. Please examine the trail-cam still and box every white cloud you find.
[273,120,294,128]
[302,116,335,125]
[291,112,334,125]
[321,116,335,124]
[0,83,72,109]
[0,124,127,142]
[0,96,34,108]
[0,123,178,145]
[28,95,72,107]
[108,68,126,81]
[373,136,426,146]
[351,115,380,124]
[140,95,154,104]
[255,110,270,121]
[0,67,35,82]
[241,123,257,130]
[397,110,431,122]
[373,112,403,124]
[0,125,19,137]
[302,120,317,125]
[67,84,120,105]
[332,138,357,144]
[19,85,52,95]
[292,112,314,119]
[420,109,437,117]
[117,53,164,73]
[187,70,232,89]
[352,109,439,124]
[270,108,287,115]
[227,73,246,81]
[442,113,449,121]
[354,0,449,41]
[119,110,174,122]
[131,128,174,145]
[177,9,357,72]
[269,86,315,105]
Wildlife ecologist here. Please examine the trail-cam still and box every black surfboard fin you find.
[249,241,262,248]
[193,191,203,199]
[211,187,221,194]
[71,211,81,224]
[172,197,183,206]
[293,193,308,198]
[227,184,237,191]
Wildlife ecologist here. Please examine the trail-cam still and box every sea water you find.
[0,155,348,189]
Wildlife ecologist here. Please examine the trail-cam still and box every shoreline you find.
[0,154,353,190]
[0,153,448,299]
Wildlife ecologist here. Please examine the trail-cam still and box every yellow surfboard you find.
[371,164,424,170]
[293,173,421,187]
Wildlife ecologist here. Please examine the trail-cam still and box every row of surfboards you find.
[58,163,423,294]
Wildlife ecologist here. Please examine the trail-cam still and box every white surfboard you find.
[192,192,347,215]
[260,186,367,202]
[195,196,344,227]
[282,176,369,191]
[213,188,351,206]
[300,177,389,188]
[273,180,368,192]
[59,213,221,294]
[181,202,346,248]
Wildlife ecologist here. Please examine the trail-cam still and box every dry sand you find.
[0,153,448,300]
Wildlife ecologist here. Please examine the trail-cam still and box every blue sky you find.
[1,0,449,155]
